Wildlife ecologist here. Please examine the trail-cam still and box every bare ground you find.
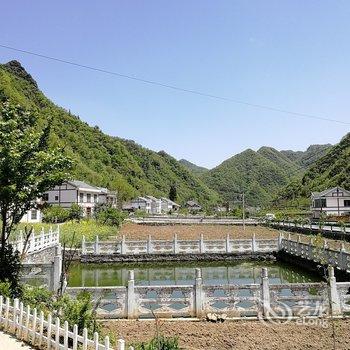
[120,222,350,250]
[120,223,279,240]
[103,319,350,350]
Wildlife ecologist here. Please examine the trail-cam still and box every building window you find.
[94,194,98,203]
[87,194,91,203]
[344,200,350,207]
[55,195,59,201]
[31,209,37,220]
[314,198,327,208]
[79,193,84,203]
[42,193,49,201]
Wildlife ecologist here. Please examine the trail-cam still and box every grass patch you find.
[16,220,118,246]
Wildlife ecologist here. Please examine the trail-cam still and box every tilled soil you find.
[120,223,279,240]
[103,319,350,350]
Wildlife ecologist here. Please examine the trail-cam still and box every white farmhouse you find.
[144,196,162,214]
[124,196,152,213]
[20,208,43,223]
[42,180,117,217]
[311,186,350,218]
[160,198,180,213]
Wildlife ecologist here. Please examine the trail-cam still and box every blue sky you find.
[0,1,349,168]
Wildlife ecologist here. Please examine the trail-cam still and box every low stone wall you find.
[81,252,276,263]
[66,266,350,320]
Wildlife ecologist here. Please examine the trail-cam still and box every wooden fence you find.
[0,295,128,350]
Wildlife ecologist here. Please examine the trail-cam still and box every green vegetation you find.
[94,204,126,227]
[179,159,208,176]
[201,145,331,207]
[0,283,99,336]
[132,335,179,350]
[0,60,219,207]
[276,133,350,204]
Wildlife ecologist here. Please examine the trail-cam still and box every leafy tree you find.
[169,184,177,202]
[0,101,72,294]
[69,203,84,221]
[94,203,126,227]
[42,205,70,223]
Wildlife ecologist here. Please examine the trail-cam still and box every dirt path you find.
[0,331,34,350]
[103,319,350,350]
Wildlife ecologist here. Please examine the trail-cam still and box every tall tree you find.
[0,101,72,251]
[169,184,177,202]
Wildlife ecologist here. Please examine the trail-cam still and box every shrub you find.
[69,203,84,221]
[95,204,126,227]
[43,206,70,223]
[132,335,179,350]
[0,244,22,298]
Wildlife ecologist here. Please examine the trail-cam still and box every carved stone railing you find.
[279,234,350,272]
[82,234,279,255]
[11,226,60,254]
[66,267,349,320]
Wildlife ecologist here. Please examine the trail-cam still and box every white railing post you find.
[40,227,45,248]
[94,235,100,255]
[194,268,203,318]
[226,233,231,253]
[38,310,44,347]
[173,233,178,254]
[63,320,69,350]
[261,268,270,317]
[82,235,86,255]
[117,339,125,350]
[121,235,126,254]
[199,234,204,253]
[54,317,60,350]
[127,270,136,319]
[339,243,347,270]
[53,249,62,293]
[17,301,23,338]
[4,297,10,330]
[12,298,19,333]
[31,307,37,344]
[47,313,52,349]
[278,232,283,250]
[104,335,110,350]
[147,235,152,254]
[83,327,88,350]
[30,230,35,253]
[73,324,78,350]
[252,234,257,253]
[328,266,341,315]
[93,332,99,350]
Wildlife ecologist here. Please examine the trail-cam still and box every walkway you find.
[0,331,34,350]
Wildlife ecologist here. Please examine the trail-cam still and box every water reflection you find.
[68,261,321,287]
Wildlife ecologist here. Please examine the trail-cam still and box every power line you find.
[1,43,349,126]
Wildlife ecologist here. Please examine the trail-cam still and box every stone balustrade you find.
[280,234,350,272]
[82,234,279,255]
[66,266,350,320]
[11,226,60,254]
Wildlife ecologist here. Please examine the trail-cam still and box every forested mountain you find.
[202,144,332,207]
[0,60,220,206]
[179,159,208,176]
[277,133,350,202]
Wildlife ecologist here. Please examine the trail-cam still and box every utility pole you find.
[242,192,245,231]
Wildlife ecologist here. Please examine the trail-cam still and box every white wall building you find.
[160,198,180,213]
[311,186,350,219]
[144,196,162,214]
[43,180,117,217]
[124,197,152,213]
[20,208,43,223]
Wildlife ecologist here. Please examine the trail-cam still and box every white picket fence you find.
[0,296,129,350]
[11,226,60,254]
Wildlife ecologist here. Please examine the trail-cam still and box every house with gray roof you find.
[311,186,350,218]
[42,180,117,217]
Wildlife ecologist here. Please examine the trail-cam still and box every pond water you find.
[67,260,322,287]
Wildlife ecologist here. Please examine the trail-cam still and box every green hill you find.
[202,144,332,207]
[277,133,350,202]
[0,60,220,206]
[179,159,208,176]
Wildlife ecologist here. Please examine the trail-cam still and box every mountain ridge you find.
[0,60,220,206]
